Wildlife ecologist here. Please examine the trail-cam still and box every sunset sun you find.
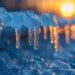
[60,3,74,18]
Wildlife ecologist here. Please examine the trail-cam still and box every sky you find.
[0,0,75,18]
[0,0,74,11]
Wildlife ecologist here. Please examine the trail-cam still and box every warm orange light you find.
[60,2,74,18]
[43,27,47,40]
[49,26,54,43]
[15,29,20,48]
[71,25,75,40]
[53,27,58,52]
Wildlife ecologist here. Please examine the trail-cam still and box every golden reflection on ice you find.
[15,29,20,48]
[49,26,54,43]
[53,27,58,52]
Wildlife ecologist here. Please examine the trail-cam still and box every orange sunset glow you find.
[34,0,75,18]
[2,0,75,18]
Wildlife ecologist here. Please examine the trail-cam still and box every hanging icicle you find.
[49,26,54,43]
[53,15,59,52]
[37,28,40,43]
[53,27,58,52]
[65,24,70,44]
[43,26,47,40]
[71,25,75,40]
[39,27,41,34]
[28,28,33,45]
[15,29,20,49]
[34,28,38,50]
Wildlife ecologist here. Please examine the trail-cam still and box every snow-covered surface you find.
[0,7,75,75]
[0,7,75,30]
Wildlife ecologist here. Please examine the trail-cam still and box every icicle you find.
[28,28,33,45]
[39,27,41,34]
[43,26,47,40]
[49,26,54,43]
[65,24,70,44]
[37,28,39,43]
[15,29,20,49]
[53,15,59,38]
[53,15,59,52]
[34,28,38,50]
[53,27,58,52]
[71,25,75,40]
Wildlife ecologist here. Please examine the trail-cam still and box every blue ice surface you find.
[0,7,75,30]
[0,7,75,75]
